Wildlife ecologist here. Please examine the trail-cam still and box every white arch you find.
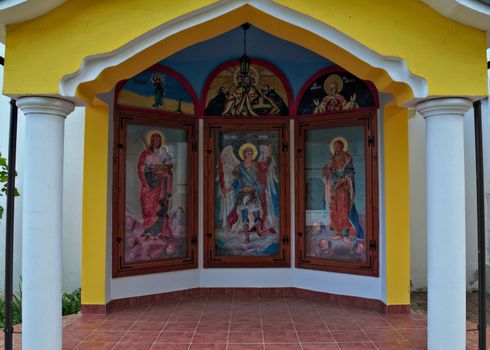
[59,0,428,102]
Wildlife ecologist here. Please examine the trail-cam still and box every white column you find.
[417,97,472,350]
[16,96,74,350]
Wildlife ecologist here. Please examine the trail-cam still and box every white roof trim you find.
[59,0,428,104]
[422,0,490,47]
[0,0,66,42]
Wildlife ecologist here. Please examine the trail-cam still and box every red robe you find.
[137,148,173,237]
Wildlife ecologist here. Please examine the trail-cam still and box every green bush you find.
[0,152,20,220]
[62,288,81,316]
[0,286,81,327]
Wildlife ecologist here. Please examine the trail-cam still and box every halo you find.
[238,143,258,160]
[324,74,344,94]
[145,129,165,148]
[233,65,259,87]
[330,136,348,154]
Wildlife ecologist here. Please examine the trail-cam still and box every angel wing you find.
[258,145,279,227]
[217,145,240,228]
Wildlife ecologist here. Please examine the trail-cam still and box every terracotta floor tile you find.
[191,332,228,343]
[156,331,195,343]
[264,330,299,343]
[337,342,377,349]
[327,321,361,331]
[163,322,198,331]
[294,322,329,332]
[97,321,134,331]
[150,344,190,350]
[264,344,302,350]
[332,331,369,343]
[75,342,116,349]
[372,340,416,350]
[196,322,229,332]
[228,331,263,343]
[364,328,406,342]
[227,344,265,350]
[297,331,334,343]
[63,340,81,350]
[188,344,227,350]
[262,323,295,332]
[300,344,340,350]
[230,321,262,331]
[119,331,159,343]
[385,318,424,329]
[63,329,93,342]
[129,321,166,331]
[84,331,125,343]
[112,343,153,350]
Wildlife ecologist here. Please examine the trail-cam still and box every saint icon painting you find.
[303,125,368,263]
[123,126,188,264]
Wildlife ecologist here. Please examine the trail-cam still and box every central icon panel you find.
[204,120,290,268]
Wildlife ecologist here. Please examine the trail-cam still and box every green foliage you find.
[0,152,20,220]
[62,288,81,316]
[0,279,22,328]
[0,282,81,327]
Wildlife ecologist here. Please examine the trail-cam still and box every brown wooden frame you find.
[204,118,291,268]
[112,110,199,277]
[295,110,379,276]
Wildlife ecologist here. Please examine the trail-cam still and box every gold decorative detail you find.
[330,136,348,154]
[238,143,258,160]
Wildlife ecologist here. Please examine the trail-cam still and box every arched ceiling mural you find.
[159,25,335,99]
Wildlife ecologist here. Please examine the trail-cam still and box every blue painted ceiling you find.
[158,25,335,99]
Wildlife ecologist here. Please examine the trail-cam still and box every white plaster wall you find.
[409,107,478,291]
[0,43,84,293]
[108,98,386,302]
[409,112,427,290]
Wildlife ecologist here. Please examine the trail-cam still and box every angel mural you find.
[217,142,279,246]
[138,130,173,239]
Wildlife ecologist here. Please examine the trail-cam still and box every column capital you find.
[16,96,74,118]
[416,97,472,119]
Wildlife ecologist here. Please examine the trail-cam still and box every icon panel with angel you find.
[213,130,281,257]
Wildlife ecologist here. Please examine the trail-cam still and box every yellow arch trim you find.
[4,0,483,306]
[4,0,487,100]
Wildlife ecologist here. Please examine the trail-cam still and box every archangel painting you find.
[214,131,280,256]
[304,125,367,262]
[117,66,195,114]
[297,70,376,116]
[124,125,188,263]
[204,61,289,116]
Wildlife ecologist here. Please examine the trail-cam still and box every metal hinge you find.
[191,236,197,246]
[283,235,289,245]
[370,239,377,251]
[368,136,375,147]
[191,142,197,152]
[282,142,288,152]
[117,143,124,149]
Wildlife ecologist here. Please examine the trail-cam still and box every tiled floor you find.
[65,296,429,350]
[3,294,490,349]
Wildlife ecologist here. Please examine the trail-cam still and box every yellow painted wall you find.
[383,104,411,305]
[3,0,488,100]
[4,0,478,305]
[81,103,109,305]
